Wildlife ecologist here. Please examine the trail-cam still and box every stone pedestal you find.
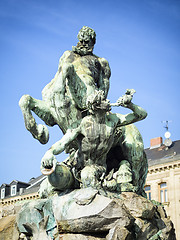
[0,189,176,240]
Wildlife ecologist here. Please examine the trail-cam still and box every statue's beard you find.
[72,44,93,56]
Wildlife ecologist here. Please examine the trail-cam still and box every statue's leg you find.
[117,125,148,195]
[19,95,55,144]
[81,165,106,189]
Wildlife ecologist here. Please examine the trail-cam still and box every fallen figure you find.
[39,89,148,198]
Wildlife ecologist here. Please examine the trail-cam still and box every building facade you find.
[145,137,180,240]
[0,175,45,217]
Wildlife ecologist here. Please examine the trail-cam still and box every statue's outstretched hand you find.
[41,151,57,175]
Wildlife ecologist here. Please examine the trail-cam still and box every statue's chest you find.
[83,120,113,142]
[81,120,114,155]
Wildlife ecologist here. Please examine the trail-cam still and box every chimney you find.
[150,137,163,149]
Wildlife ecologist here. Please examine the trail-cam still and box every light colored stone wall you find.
[145,158,180,240]
[0,192,39,218]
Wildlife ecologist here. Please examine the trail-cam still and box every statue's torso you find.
[41,50,108,132]
[80,116,115,166]
[66,52,102,108]
[42,51,103,109]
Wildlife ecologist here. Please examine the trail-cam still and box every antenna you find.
[161,120,172,131]
[161,120,172,147]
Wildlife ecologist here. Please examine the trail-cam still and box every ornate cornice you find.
[0,192,39,206]
[148,159,180,174]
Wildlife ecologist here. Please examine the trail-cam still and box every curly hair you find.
[78,26,96,44]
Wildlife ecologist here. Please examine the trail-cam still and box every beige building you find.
[145,137,180,240]
[0,175,45,218]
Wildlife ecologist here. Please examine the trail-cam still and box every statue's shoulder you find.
[97,57,111,78]
[106,112,120,123]
[61,50,72,58]
[59,50,76,65]
[97,57,109,66]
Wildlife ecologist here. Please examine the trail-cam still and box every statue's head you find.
[86,90,111,114]
[72,26,96,55]
[78,26,96,44]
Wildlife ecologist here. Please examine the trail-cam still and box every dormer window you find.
[1,188,5,199]
[11,185,17,196]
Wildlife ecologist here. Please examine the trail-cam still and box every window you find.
[1,188,5,199]
[11,185,17,196]
[159,182,168,203]
[145,185,151,200]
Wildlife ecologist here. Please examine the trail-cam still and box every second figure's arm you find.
[41,126,81,172]
[112,90,147,127]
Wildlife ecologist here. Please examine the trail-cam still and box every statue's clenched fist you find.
[111,89,136,107]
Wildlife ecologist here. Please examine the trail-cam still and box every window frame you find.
[1,188,5,199]
[11,185,17,196]
[159,182,168,203]
[144,185,151,200]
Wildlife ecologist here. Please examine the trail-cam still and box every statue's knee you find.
[19,94,31,109]
[81,167,93,187]
[81,166,92,178]
[81,166,100,188]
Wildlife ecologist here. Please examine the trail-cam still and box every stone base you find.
[0,215,19,240]
[0,189,177,240]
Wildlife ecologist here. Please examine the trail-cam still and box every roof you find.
[26,175,45,190]
[28,175,45,185]
[0,175,45,199]
[0,183,10,188]
[9,180,30,186]
[145,140,180,167]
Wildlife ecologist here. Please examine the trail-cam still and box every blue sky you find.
[0,0,179,185]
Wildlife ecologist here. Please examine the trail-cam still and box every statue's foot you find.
[120,183,136,192]
[36,124,49,144]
